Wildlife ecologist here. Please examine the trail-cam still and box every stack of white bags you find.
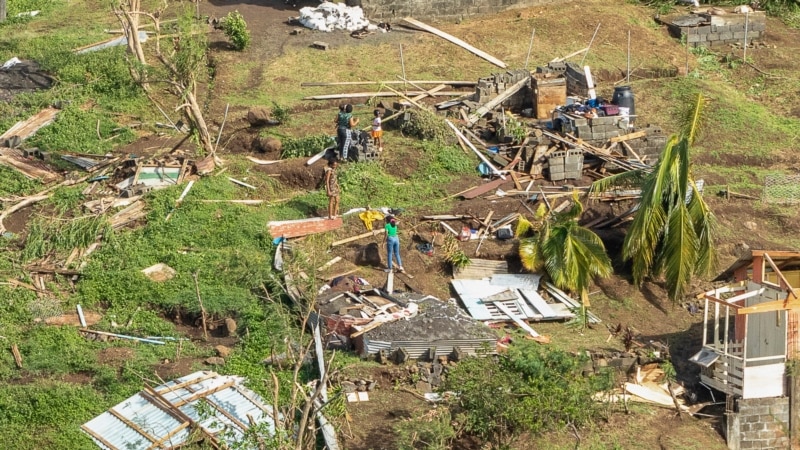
[298,2,375,32]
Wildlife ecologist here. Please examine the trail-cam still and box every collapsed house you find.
[693,250,800,449]
[82,371,277,450]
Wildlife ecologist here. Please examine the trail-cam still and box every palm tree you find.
[591,93,716,302]
[518,193,612,312]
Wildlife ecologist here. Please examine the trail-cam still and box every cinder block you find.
[688,33,702,43]
[719,32,734,40]
[697,26,712,34]
[730,24,746,32]
[707,33,720,41]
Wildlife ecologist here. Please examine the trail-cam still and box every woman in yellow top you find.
[383,215,404,273]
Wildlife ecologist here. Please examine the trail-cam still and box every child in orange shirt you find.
[371,109,383,152]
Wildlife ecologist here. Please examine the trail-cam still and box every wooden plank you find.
[460,178,508,199]
[409,84,447,103]
[107,408,158,443]
[268,217,343,239]
[609,130,647,143]
[157,372,218,395]
[302,91,463,100]
[550,47,589,62]
[81,424,122,450]
[145,422,190,450]
[494,301,541,338]
[301,80,477,87]
[317,256,342,271]
[400,18,507,69]
[172,380,237,407]
[330,229,385,247]
[0,107,60,142]
[467,77,529,126]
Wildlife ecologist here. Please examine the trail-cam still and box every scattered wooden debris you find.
[0,107,60,145]
[0,148,60,182]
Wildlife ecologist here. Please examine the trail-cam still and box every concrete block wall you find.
[669,12,766,49]
[564,62,589,98]
[562,114,629,143]
[726,397,790,450]
[474,68,532,109]
[359,0,563,21]
[626,126,667,164]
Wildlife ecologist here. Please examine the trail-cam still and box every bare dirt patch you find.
[0,60,54,102]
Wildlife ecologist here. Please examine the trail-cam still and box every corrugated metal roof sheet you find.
[82,371,276,450]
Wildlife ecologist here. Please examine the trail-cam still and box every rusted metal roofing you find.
[81,371,276,450]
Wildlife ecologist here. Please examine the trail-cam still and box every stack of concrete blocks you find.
[668,11,766,49]
[625,125,667,164]
[725,397,790,449]
[560,114,629,143]
[547,148,584,181]
[564,62,589,98]
[472,68,532,110]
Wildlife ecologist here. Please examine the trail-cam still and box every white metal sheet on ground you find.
[489,273,541,290]
[451,279,510,320]
[494,301,539,337]
[519,290,557,318]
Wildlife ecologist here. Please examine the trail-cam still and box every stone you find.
[224,318,238,336]
[415,381,432,393]
[247,107,272,127]
[356,384,367,392]
[205,357,225,365]
[340,381,356,393]
[254,136,282,153]
[743,221,758,231]
[367,380,377,391]
[215,345,232,358]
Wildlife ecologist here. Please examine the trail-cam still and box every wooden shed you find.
[692,250,800,398]
[531,74,566,120]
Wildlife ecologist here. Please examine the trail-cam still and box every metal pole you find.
[685,28,690,77]
[743,13,749,62]
[626,30,631,83]
[399,44,407,93]
[524,27,536,70]
[579,22,601,66]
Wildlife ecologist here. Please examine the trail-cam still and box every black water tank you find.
[612,86,635,123]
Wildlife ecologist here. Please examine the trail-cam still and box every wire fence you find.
[763,175,800,204]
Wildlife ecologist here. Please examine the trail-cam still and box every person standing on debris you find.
[324,158,340,220]
[383,215,404,273]
[336,104,359,160]
[371,109,383,152]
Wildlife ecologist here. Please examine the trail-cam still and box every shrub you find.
[222,11,251,51]
[280,134,334,159]
[400,109,450,142]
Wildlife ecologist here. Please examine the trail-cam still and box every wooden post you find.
[192,272,209,340]
[11,344,22,368]
[0,0,7,23]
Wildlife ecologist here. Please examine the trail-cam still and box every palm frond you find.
[518,236,544,272]
[590,169,647,194]
[516,216,533,238]
[687,180,717,277]
[684,93,705,145]
[662,204,699,302]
